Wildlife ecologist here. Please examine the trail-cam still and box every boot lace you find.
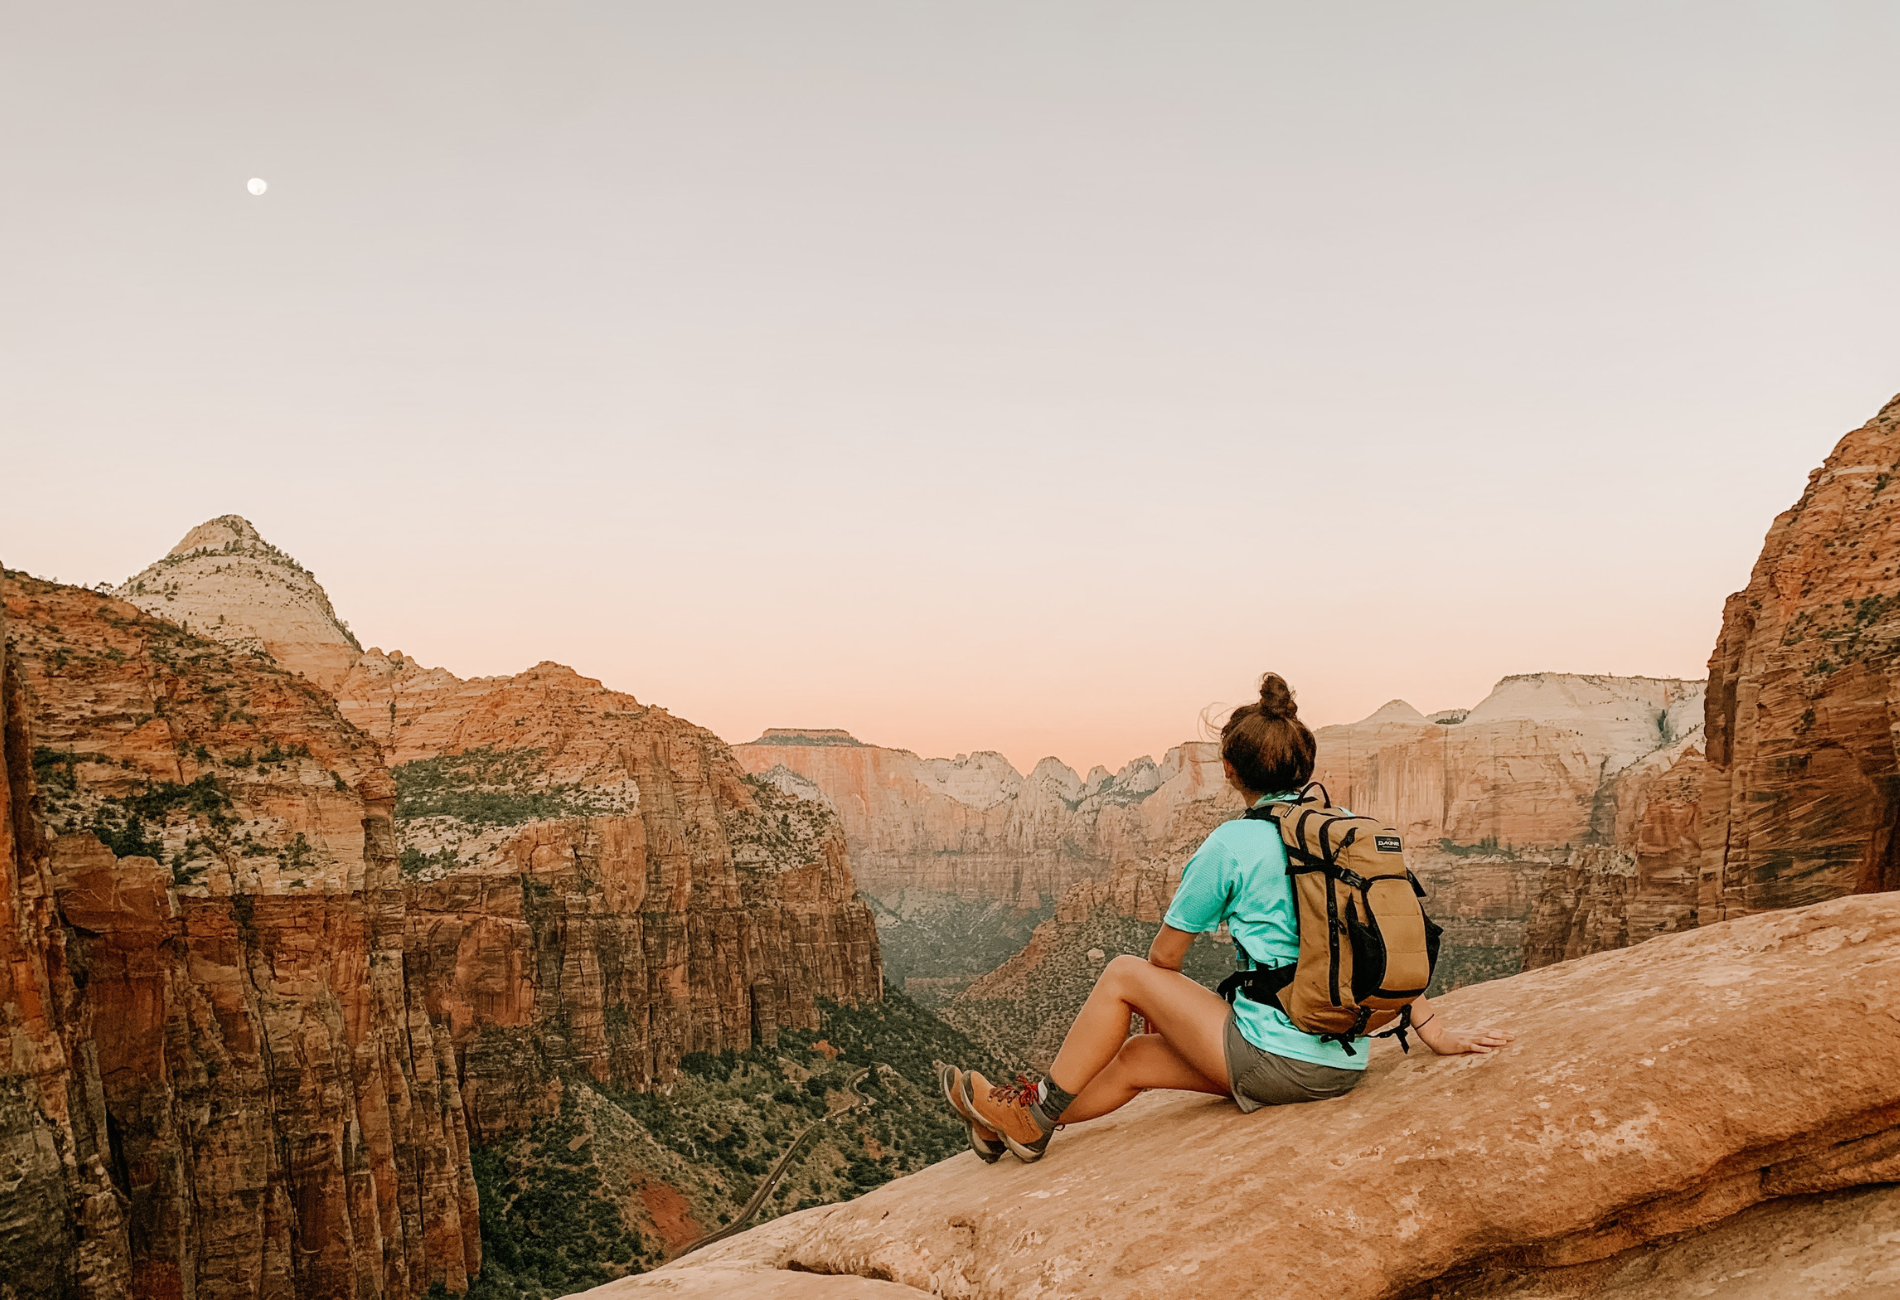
[988,1074,1040,1108]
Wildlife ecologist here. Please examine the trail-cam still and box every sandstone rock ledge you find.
[578,894,1900,1300]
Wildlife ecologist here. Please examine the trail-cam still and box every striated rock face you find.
[326,652,884,1141]
[103,517,885,1151]
[1703,392,1900,921]
[1312,673,1704,852]
[2,572,478,1299]
[115,515,365,691]
[0,595,133,1299]
[579,892,1900,1300]
[733,732,1230,909]
[1310,673,1705,982]
[1520,736,1706,969]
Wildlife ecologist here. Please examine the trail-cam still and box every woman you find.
[941,672,1514,1163]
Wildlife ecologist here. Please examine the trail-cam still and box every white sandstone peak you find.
[115,515,363,689]
[1358,699,1431,726]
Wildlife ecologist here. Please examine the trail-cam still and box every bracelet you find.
[1413,1013,1437,1034]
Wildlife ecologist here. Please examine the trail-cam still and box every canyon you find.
[1,516,887,1297]
[732,732,1236,1009]
[741,672,1708,1066]
[11,391,1900,1299]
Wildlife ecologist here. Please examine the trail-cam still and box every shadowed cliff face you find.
[1523,394,1900,972]
[1,572,478,1300]
[328,651,884,1141]
[1704,392,1900,918]
[0,593,132,1299]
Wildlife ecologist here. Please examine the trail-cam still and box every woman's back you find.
[1164,809,1368,1070]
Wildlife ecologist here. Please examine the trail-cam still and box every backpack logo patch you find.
[1374,835,1403,853]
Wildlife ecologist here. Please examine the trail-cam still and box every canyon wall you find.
[0,590,131,1299]
[1702,391,1900,920]
[1309,673,1706,979]
[3,571,478,1300]
[1525,393,1900,968]
[328,653,883,1140]
[112,517,884,1145]
[733,730,1233,908]
[1309,673,1704,851]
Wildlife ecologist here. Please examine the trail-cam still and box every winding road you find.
[674,1064,885,1259]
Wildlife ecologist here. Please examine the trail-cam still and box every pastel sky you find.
[6,2,1900,774]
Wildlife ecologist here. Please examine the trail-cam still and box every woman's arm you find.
[1408,994,1515,1056]
[1147,925,1196,972]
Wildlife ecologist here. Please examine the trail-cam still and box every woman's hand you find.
[1408,994,1515,1056]
[1420,1022,1515,1055]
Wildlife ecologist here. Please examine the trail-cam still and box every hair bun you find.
[1257,672,1298,720]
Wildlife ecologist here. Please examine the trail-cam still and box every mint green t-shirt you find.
[1162,797,1368,1071]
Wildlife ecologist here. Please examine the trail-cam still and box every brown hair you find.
[1220,672,1316,796]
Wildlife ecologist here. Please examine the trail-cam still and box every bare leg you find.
[1061,1033,1227,1122]
[1046,956,1232,1101]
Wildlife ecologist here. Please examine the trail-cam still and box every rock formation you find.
[116,515,365,691]
[2,571,478,1299]
[574,891,1900,1300]
[1525,392,1900,970]
[328,651,884,1140]
[733,732,1229,909]
[107,517,883,1143]
[0,588,131,1299]
[1311,673,1704,851]
[1703,391,1900,919]
[1307,673,1706,982]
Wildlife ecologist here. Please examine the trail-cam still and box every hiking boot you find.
[967,1071,1055,1163]
[939,1064,1005,1164]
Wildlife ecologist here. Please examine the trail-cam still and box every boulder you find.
[579,892,1900,1300]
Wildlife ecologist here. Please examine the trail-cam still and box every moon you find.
[247,178,268,196]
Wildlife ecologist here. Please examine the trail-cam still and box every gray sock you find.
[1029,1078,1076,1133]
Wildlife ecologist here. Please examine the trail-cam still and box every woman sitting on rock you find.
[941,671,1514,1163]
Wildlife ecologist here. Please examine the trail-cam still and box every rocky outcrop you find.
[1703,392,1900,921]
[578,891,1900,1300]
[2,572,478,1299]
[326,652,884,1140]
[733,733,1232,908]
[116,515,365,691]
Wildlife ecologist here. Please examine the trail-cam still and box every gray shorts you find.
[1223,1009,1363,1113]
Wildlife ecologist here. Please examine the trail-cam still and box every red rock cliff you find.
[3,572,478,1299]
[115,517,886,1147]
[0,590,133,1298]
[326,652,884,1140]
[733,732,1235,907]
[1703,391,1900,918]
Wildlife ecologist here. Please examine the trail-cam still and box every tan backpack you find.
[1216,783,1442,1054]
